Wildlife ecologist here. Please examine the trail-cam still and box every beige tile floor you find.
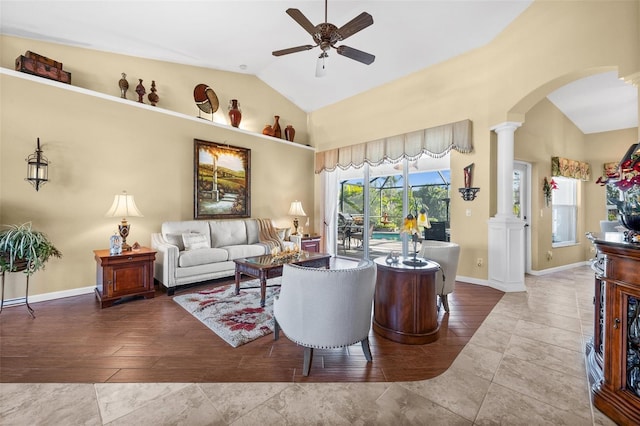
[0,265,619,425]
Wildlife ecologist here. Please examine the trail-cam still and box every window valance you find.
[551,156,591,181]
[315,119,473,174]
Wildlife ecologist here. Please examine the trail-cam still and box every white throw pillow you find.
[182,233,209,250]
[164,233,185,250]
[276,227,291,241]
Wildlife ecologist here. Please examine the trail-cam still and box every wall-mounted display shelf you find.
[1,67,313,151]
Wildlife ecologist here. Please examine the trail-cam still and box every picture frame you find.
[194,139,251,219]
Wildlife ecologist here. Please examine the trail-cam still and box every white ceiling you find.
[1,0,637,134]
[547,71,638,135]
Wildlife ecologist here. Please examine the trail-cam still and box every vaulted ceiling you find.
[1,1,637,134]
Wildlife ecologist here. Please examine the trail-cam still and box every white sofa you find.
[151,219,293,295]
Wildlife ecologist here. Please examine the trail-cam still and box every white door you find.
[513,162,531,273]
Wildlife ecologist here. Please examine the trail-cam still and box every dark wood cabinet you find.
[372,257,440,344]
[94,247,156,308]
[587,233,640,425]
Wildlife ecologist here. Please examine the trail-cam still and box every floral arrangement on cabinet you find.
[596,143,640,236]
[615,146,640,191]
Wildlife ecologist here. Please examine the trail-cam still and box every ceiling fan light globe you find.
[316,53,328,78]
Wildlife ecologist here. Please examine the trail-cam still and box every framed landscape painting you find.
[194,139,251,219]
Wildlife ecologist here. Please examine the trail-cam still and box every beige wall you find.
[1,37,314,300]
[513,99,635,271]
[1,0,639,298]
[585,127,640,233]
[309,0,639,279]
[2,36,309,142]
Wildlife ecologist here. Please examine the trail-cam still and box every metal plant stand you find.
[0,271,35,318]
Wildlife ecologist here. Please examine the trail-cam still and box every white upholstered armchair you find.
[419,241,460,312]
[273,259,377,376]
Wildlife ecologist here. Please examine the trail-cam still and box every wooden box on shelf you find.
[94,247,156,308]
[15,53,71,84]
[24,51,64,70]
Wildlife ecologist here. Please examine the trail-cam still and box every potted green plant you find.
[0,222,62,275]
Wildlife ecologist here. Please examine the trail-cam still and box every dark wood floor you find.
[0,278,503,383]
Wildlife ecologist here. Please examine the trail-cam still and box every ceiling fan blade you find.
[286,8,317,37]
[272,45,316,57]
[336,12,373,41]
[336,45,375,65]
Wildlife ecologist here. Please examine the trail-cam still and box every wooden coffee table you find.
[234,252,331,307]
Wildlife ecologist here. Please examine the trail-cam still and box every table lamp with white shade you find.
[105,191,143,251]
[288,200,306,235]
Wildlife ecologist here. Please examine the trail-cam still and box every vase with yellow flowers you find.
[401,202,430,266]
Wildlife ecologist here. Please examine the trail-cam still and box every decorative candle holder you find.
[459,187,480,201]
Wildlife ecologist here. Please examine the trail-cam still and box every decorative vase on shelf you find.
[228,99,242,127]
[273,115,282,138]
[135,79,145,103]
[284,125,295,142]
[262,124,274,136]
[118,72,129,99]
[148,80,159,106]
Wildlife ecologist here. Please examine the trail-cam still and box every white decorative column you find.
[488,122,526,292]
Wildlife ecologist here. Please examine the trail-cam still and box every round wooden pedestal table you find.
[373,256,441,344]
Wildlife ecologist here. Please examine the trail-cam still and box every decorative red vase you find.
[284,125,295,142]
[228,99,242,127]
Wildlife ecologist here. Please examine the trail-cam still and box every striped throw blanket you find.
[257,218,284,251]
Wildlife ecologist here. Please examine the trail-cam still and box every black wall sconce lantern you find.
[25,137,49,191]
[458,163,480,201]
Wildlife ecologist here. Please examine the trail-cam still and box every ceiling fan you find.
[272,0,375,76]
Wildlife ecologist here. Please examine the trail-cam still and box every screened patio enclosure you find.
[336,155,451,261]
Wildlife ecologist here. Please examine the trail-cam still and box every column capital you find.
[491,121,522,133]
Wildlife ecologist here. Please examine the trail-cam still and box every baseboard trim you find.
[2,285,95,308]
[456,275,490,287]
[457,262,588,292]
[528,261,589,276]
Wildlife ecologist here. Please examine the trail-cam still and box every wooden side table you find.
[94,247,156,308]
[289,235,321,252]
[373,256,441,344]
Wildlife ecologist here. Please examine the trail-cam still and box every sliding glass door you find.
[335,155,451,261]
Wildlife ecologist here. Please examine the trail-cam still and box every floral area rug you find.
[173,278,281,348]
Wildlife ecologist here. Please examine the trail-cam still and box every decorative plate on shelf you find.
[193,83,219,114]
